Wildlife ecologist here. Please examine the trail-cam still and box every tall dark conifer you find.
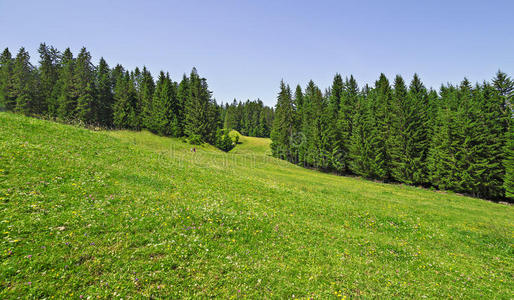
[270,80,294,160]
[0,48,14,110]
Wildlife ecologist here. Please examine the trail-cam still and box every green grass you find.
[0,112,512,298]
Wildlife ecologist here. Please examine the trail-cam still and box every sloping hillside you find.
[0,112,512,298]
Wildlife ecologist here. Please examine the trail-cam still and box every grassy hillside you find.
[0,112,512,298]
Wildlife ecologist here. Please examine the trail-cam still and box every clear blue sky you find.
[1,0,513,106]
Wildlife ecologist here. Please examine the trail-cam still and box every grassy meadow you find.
[0,112,512,298]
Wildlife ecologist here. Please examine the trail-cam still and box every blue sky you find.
[1,0,513,106]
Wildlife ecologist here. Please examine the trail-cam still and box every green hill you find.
[0,112,512,298]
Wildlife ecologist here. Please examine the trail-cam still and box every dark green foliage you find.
[36,43,60,114]
[505,117,514,199]
[112,72,137,129]
[151,72,180,136]
[56,48,76,120]
[337,75,359,172]
[95,58,114,126]
[74,47,96,123]
[222,99,274,137]
[11,48,35,115]
[215,128,235,152]
[184,68,218,144]
[0,48,15,111]
[270,81,294,160]
[367,74,392,180]
[389,74,430,185]
[272,72,513,201]
[139,67,155,130]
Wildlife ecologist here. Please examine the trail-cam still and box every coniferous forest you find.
[271,73,514,201]
[0,44,275,150]
[1,44,513,201]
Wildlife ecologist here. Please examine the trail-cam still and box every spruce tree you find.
[139,67,155,130]
[74,47,96,123]
[56,48,76,120]
[184,68,216,143]
[12,47,34,115]
[37,43,60,115]
[348,94,374,177]
[112,71,137,129]
[95,57,114,126]
[368,74,392,180]
[326,74,344,171]
[270,80,294,160]
[337,75,359,173]
[505,116,514,199]
[0,48,14,111]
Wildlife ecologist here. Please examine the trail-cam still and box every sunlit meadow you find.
[0,112,512,298]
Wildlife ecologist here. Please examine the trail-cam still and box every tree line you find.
[271,72,514,201]
[222,99,274,138]
[0,44,231,147]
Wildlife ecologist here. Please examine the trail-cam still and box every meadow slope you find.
[0,112,512,298]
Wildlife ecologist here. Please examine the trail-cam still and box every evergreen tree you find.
[151,72,179,136]
[270,80,294,160]
[37,43,60,115]
[0,48,14,111]
[12,47,34,115]
[348,94,374,177]
[389,74,430,184]
[337,75,359,173]
[326,74,344,171]
[139,66,155,130]
[505,116,514,199]
[184,68,217,143]
[368,74,392,179]
[112,71,137,129]
[74,47,96,123]
[95,58,114,126]
[56,48,76,120]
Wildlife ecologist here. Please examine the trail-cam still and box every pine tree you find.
[12,47,34,115]
[151,72,179,136]
[428,85,460,191]
[184,68,217,143]
[37,43,60,115]
[74,47,96,123]
[337,75,359,173]
[56,48,76,120]
[139,66,155,130]
[300,80,327,168]
[368,74,392,180]
[270,80,294,160]
[389,74,430,184]
[505,116,514,199]
[112,71,137,129]
[326,74,344,171]
[0,48,14,111]
[95,58,113,126]
[348,94,374,177]
[492,71,514,199]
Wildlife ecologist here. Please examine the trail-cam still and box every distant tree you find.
[95,57,114,126]
[12,47,34,115]
[112,71,137,129]
[215,128,235,152]
[139,66,155,130]
[36,43,60,114]
[0,48,14,111]
[56,48,76,120]
[74,47,96,123]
